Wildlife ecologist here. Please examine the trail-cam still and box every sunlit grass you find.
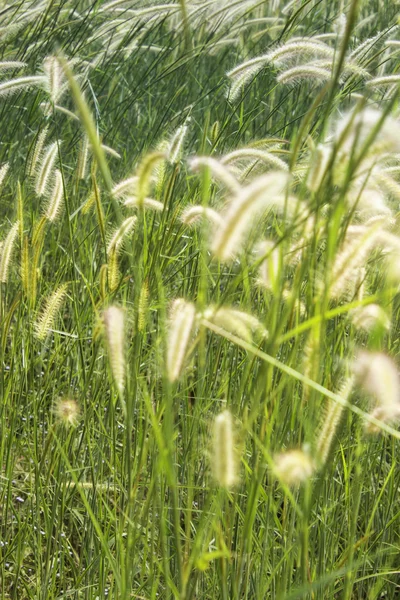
[1,1,400,599]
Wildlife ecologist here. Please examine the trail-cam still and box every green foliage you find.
[1,0,400,598]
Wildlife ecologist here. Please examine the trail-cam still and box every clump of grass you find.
[2,1,400,599]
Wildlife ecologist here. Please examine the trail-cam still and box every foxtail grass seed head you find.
[77,136,90,180]
[202,305,268,343]
[189,156,241,193]
[107,249,120,292]
[111,176,138,199]
[107,216,137,256]
[316,377,354,466]
[329,227,379,299]
[101,143,121,159]
[272,448,315,486]
[124,197,164,211]
[0,75,46,97]
[43,56,65,104]
[350,304,390,332]
[168,122,189,163]
[138,280,149,332]
[353,351,400,433]
[209,120,220,144]
[34,284,68,340]
[54,397,80,428]
[136,151,165,207]
[277,65,333,86]
[35,141,59,197]
[334,108,400,157]
[0,221,19,283]
[0,162,9,189]
[103,306,125,394]
[221,148,288,172]
[167,299,196,383]
[45,169,64,222]
[28,127,48,177]
[180,205,223,228]
[212,172,289,262]
[212,410,238,489]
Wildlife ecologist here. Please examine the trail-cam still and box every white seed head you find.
[353,351,400,433]
[35,141,60,197]
[350,304,391,332]
[167,299,196,383]
[45,169,64,222]
[0,221,19,283]
[334,108,400,157]
[112,176,139,198]
[103,306,126,394]
[221,148,288,172]
[54,397,80,427]
[0,163,9,189]
[316,378,354,465]
[168,122,189,163]
[34,284,68,340]
[212,410,237,489]
[202,305,268,343]
[272,448,315,486]
[28,127,48,178]
[189,156,241,193]
[107,216,137,256]
[277,64,332,86]
[180,205,223,227]
[0,75,46,97]
[43,56,65,104]
[212,172,290,261]
[124,197,164,211]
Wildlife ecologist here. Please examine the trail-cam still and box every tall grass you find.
[1,0,400,598]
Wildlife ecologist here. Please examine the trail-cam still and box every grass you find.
[1,0,400,598]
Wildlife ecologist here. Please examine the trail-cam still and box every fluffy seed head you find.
[202,305,268,343]
[180,205,223,228]
[166,299,196,382]
[43,56,65,103]
[103,306,126,394]
[28,127,48,178]
[45,169,64,222]
[54,397,80,427]
[168,122,189,163]
[34,284,68,340]
[0,163,9,189]
[189,156,241,193]
[35,141,60,197]
[0,221,19,283]
[212,172,289,261]
[272,448,315,486]
[124,197,164,211]
[329,226,379,299]
[277,64,332,85]
[334,108,400,157]
[107,216,137,256]
[316,378,354,465]
[212,410,238,489]
[0,75,46,97]
[353,351,400,433]
[221,148,288,172]
[350,304,390,332]
[112,176,138,198]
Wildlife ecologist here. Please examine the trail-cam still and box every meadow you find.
[1,0,400,598]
